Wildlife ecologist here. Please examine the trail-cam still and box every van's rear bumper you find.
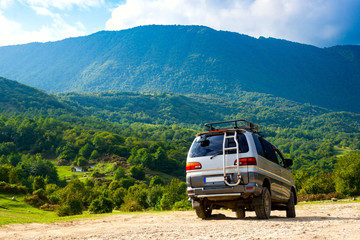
[188,182,262,199]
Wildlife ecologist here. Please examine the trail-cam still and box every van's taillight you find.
[234,157,257,166]
[186,162,202,171]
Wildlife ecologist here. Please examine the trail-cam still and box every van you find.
[186,120,297,219]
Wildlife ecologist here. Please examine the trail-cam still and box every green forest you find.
[0,77,360,216]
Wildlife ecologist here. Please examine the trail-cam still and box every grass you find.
[0,193,119,226]
[298,197,360,205]
[56,165,85,180]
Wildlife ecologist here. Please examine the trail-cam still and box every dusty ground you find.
[0,201,359,240]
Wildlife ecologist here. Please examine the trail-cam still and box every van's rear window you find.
[189,133,249,158]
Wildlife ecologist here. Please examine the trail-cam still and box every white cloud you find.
[105,0,360,46]
[22,0,105,10]
[0,11,85,46]
[0,0,13,8]
[0,0,101,46]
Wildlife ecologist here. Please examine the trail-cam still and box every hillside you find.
[0,25,359,112]
[0,77,67,112]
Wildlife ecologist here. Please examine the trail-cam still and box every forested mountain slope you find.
[0,77,67,112]
[1,77,360,204]
[0,25,359,112]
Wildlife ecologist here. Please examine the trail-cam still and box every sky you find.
[0,0,360,47]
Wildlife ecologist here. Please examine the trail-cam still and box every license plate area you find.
[205,176,224,183]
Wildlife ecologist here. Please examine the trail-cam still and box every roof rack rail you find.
[204,119,259,132]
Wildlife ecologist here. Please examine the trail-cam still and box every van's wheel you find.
[195,200,212,219]
[235,208,246,219]
[286,191,296,218]
[254,187,271,219]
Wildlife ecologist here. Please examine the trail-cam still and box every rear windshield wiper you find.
[210,151,223,159]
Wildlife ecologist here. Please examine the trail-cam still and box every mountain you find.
[0,77,67,112]
[0,25,360,112]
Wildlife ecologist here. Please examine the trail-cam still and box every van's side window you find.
[260,138,279,164]
[252,135,264,156]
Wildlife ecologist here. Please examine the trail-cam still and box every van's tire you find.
[254,187,271,219]
[236,208,246,219]
[195,200,212,219]
[286,191,296,218]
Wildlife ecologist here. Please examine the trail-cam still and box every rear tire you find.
[235,208,245,219]
[286,191,296,218]
[195,200,212,219]
[254,187,271,219]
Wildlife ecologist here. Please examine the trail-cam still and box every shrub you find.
[57,198,83,217]
[146,184,163,208]
[173,199,192,210]
[334,152,360,196]
[159,193,172,210]
[40,203,59,211]
[89,196,114,214]
[149,175,164,187]
[114,167,126,180]
[0,181,27,194]
[129,165,145,180]
[119,178,135,189]
[112,187,127,209]
[120,200,142,212]
[32,176,46,191]
[24,189,49,207]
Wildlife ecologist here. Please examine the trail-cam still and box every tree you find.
[8,167,19,184]
[89,196,114,214]
[334,152,360,196]
[129,165,145,180]
[79,143,93,159]
[149,175,164,187]
[114,167,126,180]
[33,176,46,191]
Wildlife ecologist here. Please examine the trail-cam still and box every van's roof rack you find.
[204,120,259,133]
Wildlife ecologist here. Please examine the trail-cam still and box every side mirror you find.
[284,159,293,168]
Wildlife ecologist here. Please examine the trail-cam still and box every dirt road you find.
[1,201,359,240]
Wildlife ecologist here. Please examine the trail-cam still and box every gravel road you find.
[1,201,359,240]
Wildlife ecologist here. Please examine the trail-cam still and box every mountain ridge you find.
[0,25,359,112]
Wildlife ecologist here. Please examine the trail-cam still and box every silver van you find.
[186,120,297,219]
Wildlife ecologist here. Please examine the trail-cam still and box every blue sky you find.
[0,0,360,47]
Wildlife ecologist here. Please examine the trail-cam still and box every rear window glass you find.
[189,133,249,158]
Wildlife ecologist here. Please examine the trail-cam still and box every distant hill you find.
[0,77,67,112]
[0,25,360,112]
[57,91,360,135]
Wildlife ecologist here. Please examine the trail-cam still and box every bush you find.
[159,193,172,210]
[114,167,126,180]
[119,178,135,189]
[32,176,46,191]
[112,187,127,209]
[129,165,145,180]
[40,203,59,211]
[120,200,142,212]
[77,156,88,167]
[24,189,49,207]
[334,152,360,196]
[0,181,27,194]
[149,175,164,187]
[173,199,192,210]
[146,185,163,208]
[57,198,83,217]
[89,196,114,214]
